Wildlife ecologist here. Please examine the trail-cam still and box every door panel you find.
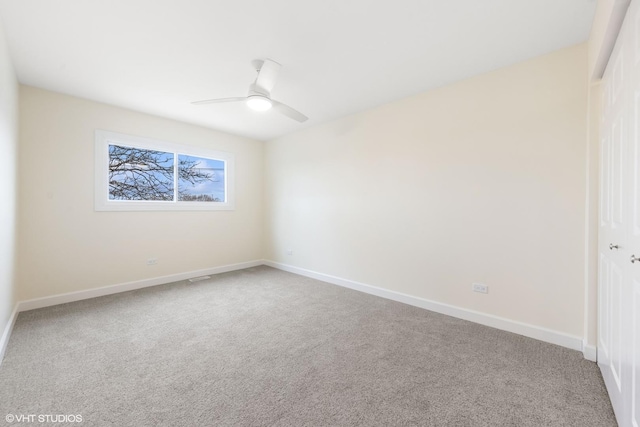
[632,278,640,427]
[610,262,623,391]
[599,2,639,426]
[599,254,610,361]
[601,133,612,226]
[634,90,640,239]
[612,116,625,228]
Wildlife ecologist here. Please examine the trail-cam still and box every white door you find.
[627,2,640,425]
[599,1,640,426]
[599,26,628,420]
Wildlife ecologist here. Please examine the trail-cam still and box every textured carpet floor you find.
[0,266,616,426]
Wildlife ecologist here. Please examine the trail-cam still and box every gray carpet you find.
[0,266,616,426]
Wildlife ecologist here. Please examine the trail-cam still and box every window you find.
[95,130,234,211]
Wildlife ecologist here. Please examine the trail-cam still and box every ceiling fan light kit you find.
[246,95,272,111]
[192,58,308,122]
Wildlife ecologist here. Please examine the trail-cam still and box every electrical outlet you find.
[286,249,293,256]
[147,258,158,266]
[472,283,488,294]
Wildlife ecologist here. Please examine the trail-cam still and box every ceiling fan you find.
[192,59,308,123]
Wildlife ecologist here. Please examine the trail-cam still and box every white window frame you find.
[95,130,235,211]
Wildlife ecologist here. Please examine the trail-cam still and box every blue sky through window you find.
[178,154,225,202]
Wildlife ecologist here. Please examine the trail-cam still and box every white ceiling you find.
[0,0,596,141]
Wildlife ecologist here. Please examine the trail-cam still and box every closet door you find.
[599,26,628,421]
[628,2,640,425]
[599,1,640,426]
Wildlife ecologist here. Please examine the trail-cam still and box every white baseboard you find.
[1,259,594,367]
[264,260,586,354]
[17,260,263,312]
[583,341,597,362]
[0,260,262,366]
[0,304,19,364]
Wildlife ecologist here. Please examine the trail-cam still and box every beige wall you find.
[17,86,263,301]
[265,44,588,337]
[589,0,617,77]
[588,0,630,79]
[0,20,18,340]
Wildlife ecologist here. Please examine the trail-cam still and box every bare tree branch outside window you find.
[178,154,224,202]
[108,145,219,201]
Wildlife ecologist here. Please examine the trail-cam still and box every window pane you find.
[108,144,175,200]
[177,154,225,202]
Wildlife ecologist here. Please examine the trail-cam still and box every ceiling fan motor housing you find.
[248,82,270,98]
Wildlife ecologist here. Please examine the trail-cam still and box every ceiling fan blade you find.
[191,97,246,105]
[272,100,308,123]
[255,59,282,94]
